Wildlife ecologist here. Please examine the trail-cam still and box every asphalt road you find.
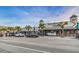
[0,37,79,53]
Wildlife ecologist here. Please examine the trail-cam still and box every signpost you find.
[76,22,79,29]
[75,22,79,38]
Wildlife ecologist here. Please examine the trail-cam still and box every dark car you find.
[76,33,79,38]
[0,33,3,37]
[25,31,38,38]
[6,32,15,37]
[76,30,79,39]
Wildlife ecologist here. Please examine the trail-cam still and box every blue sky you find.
[0,6,79,26]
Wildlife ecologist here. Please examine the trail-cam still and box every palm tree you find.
[39,20,45,30]
[70,15,78,27]
[24,25,28,30]
[39,19,45,35]
[25,25,32,31]
[0,26,8,36]
[15,26,21,31]
[7,27,14,32]
[58,21,68,37]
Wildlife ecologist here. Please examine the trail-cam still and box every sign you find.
[76,22,79,29]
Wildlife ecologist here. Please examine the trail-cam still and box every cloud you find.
[48,6,79,23]
[10,6,79,26]
[0,6,79,26]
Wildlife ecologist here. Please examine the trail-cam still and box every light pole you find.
[76,22,79,37]
[33,26,35,32]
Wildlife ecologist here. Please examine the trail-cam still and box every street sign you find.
[76,22,79,29]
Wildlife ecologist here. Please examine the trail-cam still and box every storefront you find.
[44,15,78,37]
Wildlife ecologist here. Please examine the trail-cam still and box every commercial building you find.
[44,15,78,37]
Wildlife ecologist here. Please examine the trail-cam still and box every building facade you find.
[44,15,78,37]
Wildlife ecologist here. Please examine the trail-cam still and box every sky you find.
[0,6,79,27]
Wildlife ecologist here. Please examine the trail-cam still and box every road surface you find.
[0,36,79,53]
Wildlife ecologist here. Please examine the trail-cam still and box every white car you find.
[47,32,56,36]
[14,33,25,37]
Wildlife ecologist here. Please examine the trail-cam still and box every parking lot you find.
[0,36,79,53]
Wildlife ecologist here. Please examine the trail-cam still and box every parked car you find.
[25,31,38,38]
[14,33,25,37]
[47,32,56,36]
[76,30,79,38]
[6,32,15,37]
[76,33,79,38]
[0,33,3,37]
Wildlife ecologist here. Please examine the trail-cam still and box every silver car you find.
[14,33,25,37]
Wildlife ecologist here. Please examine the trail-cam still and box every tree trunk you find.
[61,28,64,37]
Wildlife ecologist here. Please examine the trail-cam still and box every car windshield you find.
[31,31,38,35]
[17,33,23,34]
